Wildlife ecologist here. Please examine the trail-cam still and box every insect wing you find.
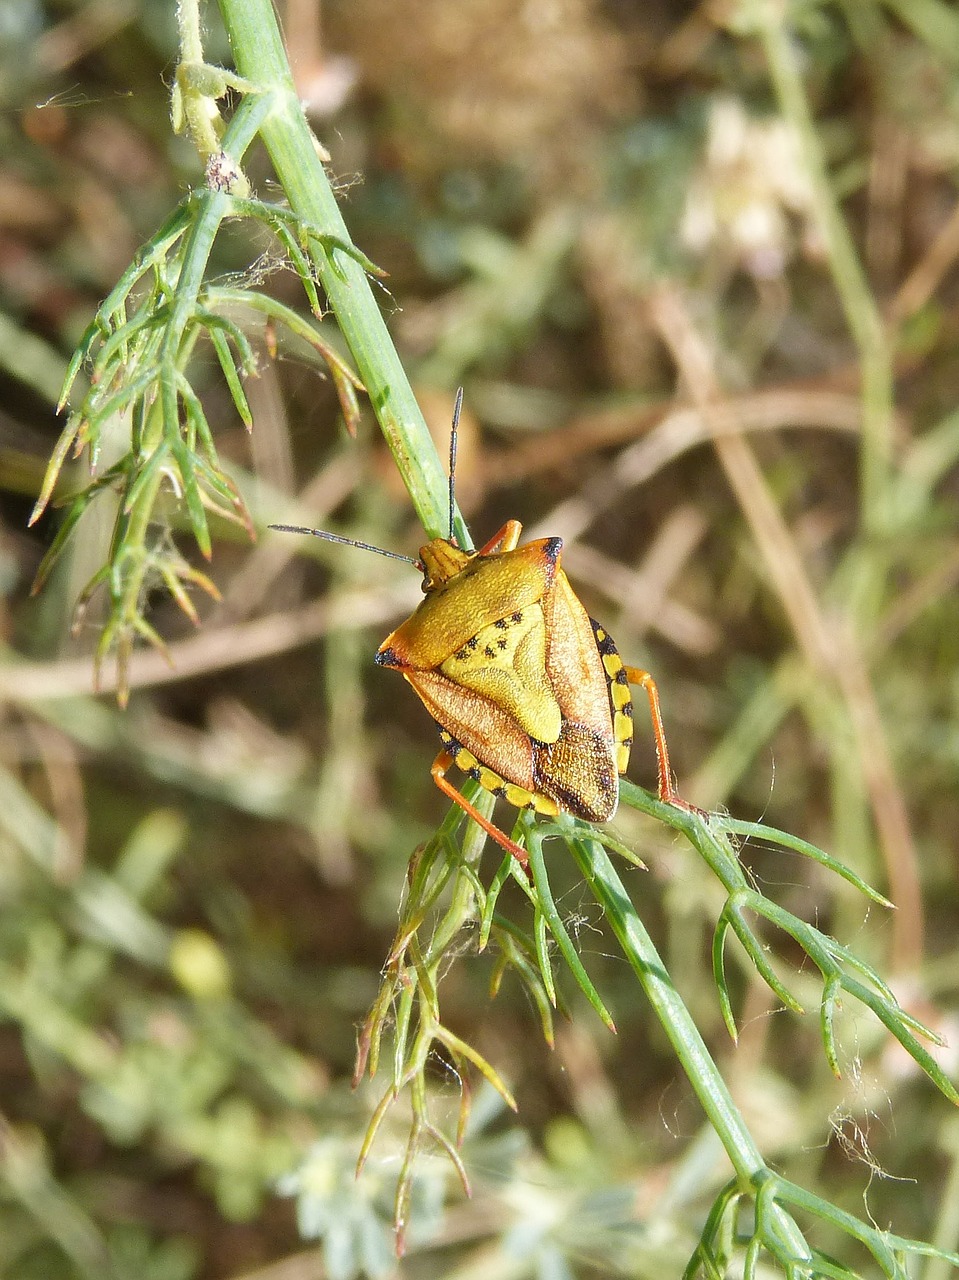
[544,570,616,742]
[533,721,618,821]
[403,668,539,794]
[537,568,621,822]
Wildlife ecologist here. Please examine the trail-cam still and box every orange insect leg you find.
[431,749,530,866]
[475,519,523,557]
[624,666,702,814]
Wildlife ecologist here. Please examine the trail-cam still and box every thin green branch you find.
[618,780,954,1102]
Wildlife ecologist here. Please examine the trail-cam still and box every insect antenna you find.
[268,524,420,566]
[448,386,464,545]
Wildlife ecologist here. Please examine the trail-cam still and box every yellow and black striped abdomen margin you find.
[590,619,633,776]
[437,728,561,816]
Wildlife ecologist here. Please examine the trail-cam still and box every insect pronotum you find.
[270,390,695,864]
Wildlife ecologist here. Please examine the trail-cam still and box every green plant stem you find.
[177,0,204,64]
[565,828,813,1265]
[749,0,894,540]
[215,0,469,548]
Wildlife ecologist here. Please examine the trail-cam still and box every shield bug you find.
[270,391,694,865]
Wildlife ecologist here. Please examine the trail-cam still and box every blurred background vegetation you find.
[2,0,959,1276]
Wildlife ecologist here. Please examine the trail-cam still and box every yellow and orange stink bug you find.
[271,391,693,865]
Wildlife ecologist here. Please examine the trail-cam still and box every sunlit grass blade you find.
[711,913,740,1042]
[723,893,805,1015]
[29,414,84,525]
[526,826,615,1032]
[719,817,892,907]
[207,327,253,430]
[432,1027,516,1111]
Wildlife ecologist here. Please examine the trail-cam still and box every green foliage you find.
[6,0,959,1276]
[29,129,371,700]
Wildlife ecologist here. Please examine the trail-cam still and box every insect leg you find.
[431,749,530,865]
[475,519,523,557]
[623,665,700,813]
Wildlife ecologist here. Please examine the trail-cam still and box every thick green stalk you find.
[566,829,814,1263]
[216,0,467,546]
